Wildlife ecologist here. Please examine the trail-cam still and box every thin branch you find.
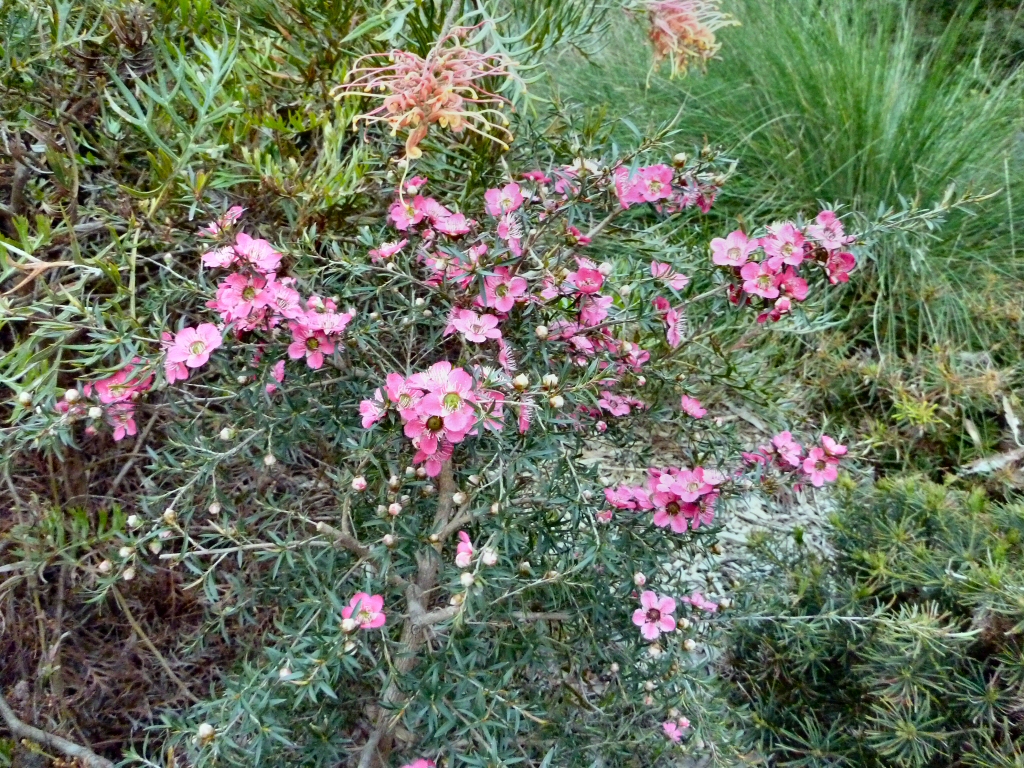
[314,521,370,559]
[0,692,114,768]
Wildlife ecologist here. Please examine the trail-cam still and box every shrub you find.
[724,476,1024,767]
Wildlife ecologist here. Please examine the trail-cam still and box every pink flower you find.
[484,182,524,216]
[434,212,472,236]
[479,267,528,312]
[680,395,706,419]
[663,306,686,348]
[632,590,677,641]
[451,309,502,343]
[580,295,613,327]
[210,273,273,323]
[389,198,426,230]
[711,230,756,267]
[637,164,675,202]
[386,373,425,421]
[568,267,604,295]
[360,388,386,428]
[762,223,806,267]
[266,359,286,394]
[777,267,809,301]
[90,364,153,404]
[166,324,223,369]
[455,531,474,568]
[107,403,137,441]
[821,435,847,457]
[772,431,803,467]
[740,261,780,299]
[496,212,522,255]
[807,210,853,250]
[341,592,386,629]
[685,590,718,613]
[198,205,245,237]
[287,322,335,369]
[825,251,856,284]
[266,278,304,320]
[369,239,408,262]
[663,721,683,743]
[566,225,591,246]
[400,761,435,768]
[802,446,839,487]
[653,498,701,534]
[233,232,282,274]
[651,261,690,290]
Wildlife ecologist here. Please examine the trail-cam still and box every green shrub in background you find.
[725,476,1024,766]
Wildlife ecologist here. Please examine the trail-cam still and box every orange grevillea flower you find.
[332,27,515,159]
[645,0,736,77]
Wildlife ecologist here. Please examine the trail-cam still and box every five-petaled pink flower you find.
[287,322,335,369]
[740,261,780,299]
[455,531,474,568]
[166,324,223,369]
[632,590,677,641]
[802,446,839,487]
[711,230,755,267]
[821,435,847,457]
[663,721,683,743]
[341,592,386,629]
[451,309,502,343]
[400,761,435,768]
[480,267,528,312]
[651,261,690,290]
[680,395,706,419]
[484,183,524,217]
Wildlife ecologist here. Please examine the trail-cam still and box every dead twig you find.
[0,692,114,768]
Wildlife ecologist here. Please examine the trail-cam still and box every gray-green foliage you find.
[725,477,1024,767]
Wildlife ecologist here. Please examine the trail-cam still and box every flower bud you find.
[636,376,646,387]
[343,640,356,653]
[428,533,440,543]
[423,484,435,495]
[644,680,656,692]
[669,707,680,719]
[263,454,277,467]
[648,644,662,658]
[376,504,388,515]
[518,560,532,576]
[598,261,613,276]
[534,325,549,340]
[683,638,697,652]
[582,490,593,501]
[351,476,368,491]
[369,312,380,320]
[400,494,410,504]
[162,509,177,525]
[512,374,529,390]
[119,546,132,559]
[98,559,112,574]
[236,375,248,385]
[16,391,32,406]
[541,374,559,388]
[278,665,291,679]
[197,723,215,745]
[618,283,631,296]
[719,597,732,609]
[549,395,565,409]
[467,474,481,486]
[422,309,433,317]
[673,152,688,167]
[341,618,357,633]
[481,548,498,566]
[404,466,415,477]
[64,388,80,403]
[388,475,401,490]
[452,491,467,505]
[416,467,427,478]
[414,297,426,307]
[148,540,162,555]
[489,502,500,515]
[710,543,723,555]
[127,514,140,528]
[450,592,465,606]
[123,566,136,581]
[633,572,646,587]
[610,662,620,674]
[382,534,396,548]
[88,406,103,419]
[460,572,475,588]
[677,617,691,630]
[544,569,559,580]
[219,427,235,441]
[387,502,402,516]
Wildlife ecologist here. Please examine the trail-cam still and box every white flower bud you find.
[263,454,277,467]
[549,395,565,409]
[236,375,248,384]
[534,325,549,340]
[452,491,467,505]
[278,665,291,679]
[388,475,401,489]
[98,559,112,574]
[677,617,691,630]
[148,540,162,555]
[644,680,656,692]
[636,376,646,387]
[17,391,32,406]
[351,476,367,491]
[197,723,215,744]
[428,533,440,543]
[648,644,663,658]
[414,297,426,307]
[88,406,103,419]
[63,388,80,403]
[518,560,532,575]
[481,548,498,566]
[376,505,388,515]
[489,502,500,515]
[126,514,140,528]
[387,502,402,516]
[219,427,235,441]
[208,503,221,515]
[400,494,410,504]
[422,484,435,495]
[416,467,427,478]
[544,569,559,580]
[598,261,613,276]
[467,474,481,485]
[719,597,732,609]
[123,566,136,581]
[610,662,620,674]
[541,374,559,388]
[162,509,177,525]
[450,592,465,606]
[460,572,475,588]
[512,374,529,390]
[618,283,631,296]
[633,572,646,587]
[119,546,132,559]
[343,640,356,653]
[382,534,396,548]
[582,490,593,501]
[341,618,357,633]
[369,312,380,321]
[683,638,697,652]
[422,308,433,317]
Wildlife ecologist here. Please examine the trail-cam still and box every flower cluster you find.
[712,210,858,323]
[332,27,514,158]
[71,360,155,441]
[360,362,504,477]
[645,0,736,78]
[743,431,849,488]
[615,162,718,213]
[605,465,725,532]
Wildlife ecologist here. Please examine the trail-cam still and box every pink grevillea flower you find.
[401,761,435,768]
[762,223,806,268]
[821,435,848,457]
[825,250,857,284]
[646,0,734,77]
[484,182,524,217]
[807,210,854,250]
[287,322,335,369]
[479,267,528,312]
[166,324,223,369]
[651,261,690,290]
[685,590,718,613]
[455,531,474,568]
[680,394,706,419]
[450,309,502,343]
[341,592,386,630]
[663,721,683,743]
[711,229,756,267]
[632,590,677,641]
[107,403,137,442]
[198,205,245,237]
[334,31,514,158]
[772,431,803,467]
[369,239,408,262]
[740,261,780,299]
[803,447,839,487]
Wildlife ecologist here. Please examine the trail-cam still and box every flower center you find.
[495,284,508,297]
[426,415,444,432]
[442,392,462,411]
[189,341,206,355]
[242,286,256,301]
[646,608,662,623]
[666,502,680,515]
[728,247,740,260]
[398,393,412,408]
[306,337,319,351]
[757,274,772,289]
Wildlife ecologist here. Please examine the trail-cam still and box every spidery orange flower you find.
[645,0,737,77]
